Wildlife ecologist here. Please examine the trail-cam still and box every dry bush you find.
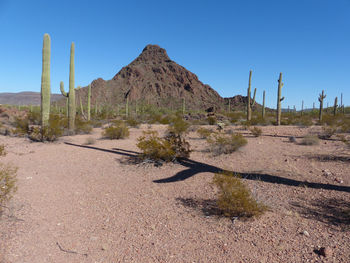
[0,145,17,213]
[301,135,319,145]
[13,117,29,136]
[103,122,129,139]
[207,132,247,155]
[197,127,213,139]
[212,171,267,219]
[42,114,65,141]
[126,118,140,128]
[75,117,93,134]
[0,145,6,157]
[318,126,337,140]
[167,116,190,136]
[137,130,190,163]
[249,126,262,137]
[84,137,96,145]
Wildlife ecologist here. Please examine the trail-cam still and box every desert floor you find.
[0,125,349,263]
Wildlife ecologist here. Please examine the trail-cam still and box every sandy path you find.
[0,125,349,262]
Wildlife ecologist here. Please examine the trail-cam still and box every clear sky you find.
[0,0,349,109]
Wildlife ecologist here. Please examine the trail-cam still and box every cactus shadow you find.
[153,158,350,193]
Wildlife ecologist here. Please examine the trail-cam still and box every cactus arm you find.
[251,88,256,107]
[60,81,68,97]
[280,96,285,101]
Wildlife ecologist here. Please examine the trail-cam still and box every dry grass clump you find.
[84,137,96,145]
[75,117,93,134]
[301,135,319,145]
[126,118,140,128]
[318,126,337,140]
[0,145,17,213]
[196,127,213,139]
[249,126,262,137]
[0,144,6,157]
[207,132,247,155]
[212,171,267,219]
[103,122,129,139]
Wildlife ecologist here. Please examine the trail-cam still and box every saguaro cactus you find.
[87,84,91,121]
[333,97,338,116]
[125,97,129,117]
[247,70,256,121]
[276,73,284,126]
[262,90,266,119]
[41,33,51,131]
[182,98,185,115]
[60,42,76,133]
[318,90,326,121]
[301,100,304,116]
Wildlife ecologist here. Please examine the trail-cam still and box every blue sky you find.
[0,0,349,109]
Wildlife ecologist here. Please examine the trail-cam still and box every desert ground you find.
[0,124,349,263]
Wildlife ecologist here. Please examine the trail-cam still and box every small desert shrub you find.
[212,171,267,219]
[40,114,65,142]
[301,135,319,145]
[75,118,93,134]
[297,116,313,127]
[207,133,247,155]
[84,137,96,145]
[13,117,29,136]
[207,116,217,125]
[318,126,337,140]
[27,110,41,125]
[249,126,262,137]
[197,127,213,139]
[137,130,190,163]
[126,118,140,128]
[103,122,129,139]
[167,117,190,136]
[0,145,6,157]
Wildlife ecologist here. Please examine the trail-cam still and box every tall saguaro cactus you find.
[60,42,76,133]
[41,33,51,131]
[333,97,338,116]
[318,90,326,122]
[87,84,91,121]
[262,90,266,119]
[125,97,129,117]
[182,98,185,115]
[276,73,284,126]
[247,70,256,121]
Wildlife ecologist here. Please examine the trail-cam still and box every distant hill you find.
[0,92,64,106]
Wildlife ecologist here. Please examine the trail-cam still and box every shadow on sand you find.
[64,142,350,193]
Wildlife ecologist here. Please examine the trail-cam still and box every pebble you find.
[302,230,310,237]
[101,243,109,251]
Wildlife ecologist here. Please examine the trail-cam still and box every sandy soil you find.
[0,125,349,263]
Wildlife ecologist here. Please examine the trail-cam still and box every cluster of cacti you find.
[40,33,51,131]
[318,90,326,121]
[247,70,256,121]
[60,43,76,133]
[276,73,284,126]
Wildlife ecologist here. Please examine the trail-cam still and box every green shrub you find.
[207,133,247,155]
[103,122,129,139]
[13,117,29,136]
[137,130,191,163]
[126,118,140,128]
[75,117,93,134]
[301,135,319,145]
[249,126,262,137]
[40,114,65,142]
[197,127,213,139]
[167,116,190,136]
[212,171,267,219]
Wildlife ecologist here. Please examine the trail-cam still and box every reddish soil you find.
[0,125,349,262]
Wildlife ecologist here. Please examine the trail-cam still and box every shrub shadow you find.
[176,197,221,217]
[290,197,350,231]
